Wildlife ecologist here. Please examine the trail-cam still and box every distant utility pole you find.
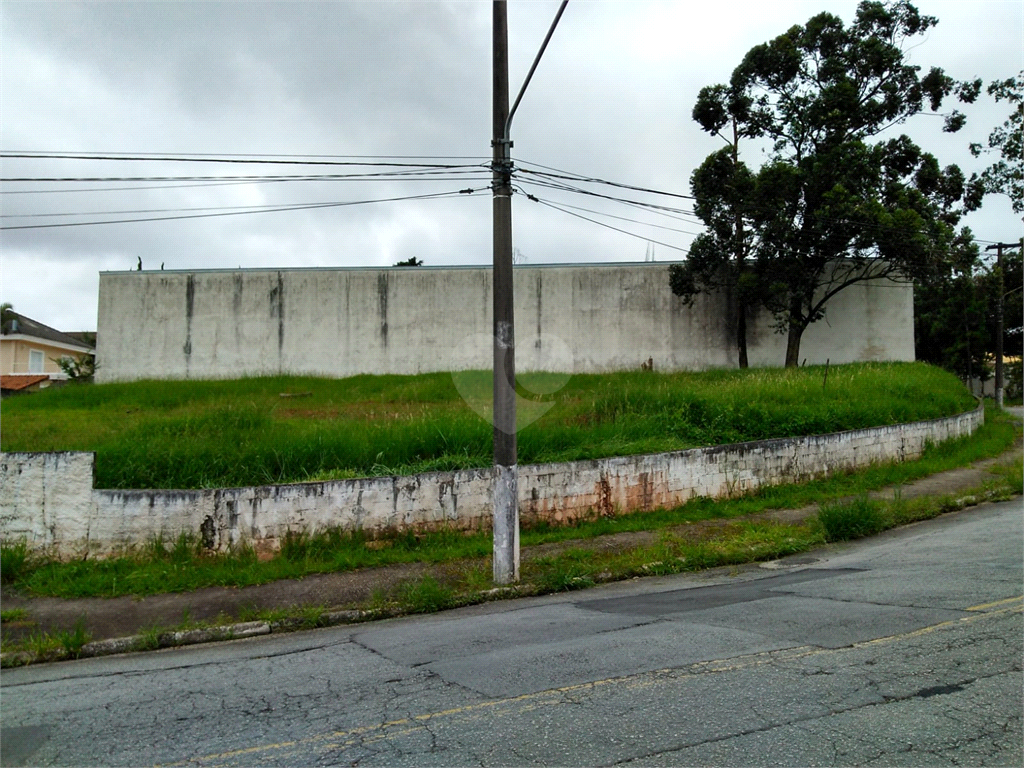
[985,241,1022,409]
[491,0,568,584]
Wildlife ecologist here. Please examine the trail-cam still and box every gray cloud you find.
[1,0,1020,331]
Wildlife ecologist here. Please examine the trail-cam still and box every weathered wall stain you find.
[182,275,195,376]
[95,264,914,382]
[269,272,285,367]
[378,271,389,349]
[535,272,543,350]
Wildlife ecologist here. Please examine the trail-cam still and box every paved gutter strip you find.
[0,594,551,665]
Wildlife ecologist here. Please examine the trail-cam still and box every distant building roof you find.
[0,374,51,392]
[1,312,95,352]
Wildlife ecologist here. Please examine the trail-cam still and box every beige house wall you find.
[1,338,92,375]
[0,342,13,374]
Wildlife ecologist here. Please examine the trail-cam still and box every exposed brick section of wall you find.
[0,403,983,559]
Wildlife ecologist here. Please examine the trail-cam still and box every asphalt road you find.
[2,497,1021,767]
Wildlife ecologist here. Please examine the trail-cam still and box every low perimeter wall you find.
[0,403,983,559]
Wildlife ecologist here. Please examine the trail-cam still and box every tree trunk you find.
[785,321,805,368]
[737,301,748,368]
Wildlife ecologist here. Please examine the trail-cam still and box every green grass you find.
[3,406,1016,601]
[0,362,977,489]
[0,540,30,584]
[818,496,885,541]
[2,618,91,664]
[0,609,30,624]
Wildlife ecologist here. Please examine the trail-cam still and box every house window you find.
[28,349,44,373]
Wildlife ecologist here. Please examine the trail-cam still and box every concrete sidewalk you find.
[2,409,1021,657]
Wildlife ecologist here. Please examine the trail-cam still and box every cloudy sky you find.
[1,0,1021,332]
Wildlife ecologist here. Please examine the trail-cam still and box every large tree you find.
[913,231,988,380]
[682,1,983,367]
[970,72,1023,213]
[670,86,759,367]
[915,238,1023,384]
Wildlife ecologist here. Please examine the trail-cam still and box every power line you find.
[515,174,699,216]
[513,184,705,237]
[1,168,490,184]
[512,156,995,247]
[4,150,490,160]
[1,152,489,169]
[0,179,301,195]
[0,188,487,231]
[524,193,692,255]
[0,173,493,195]
[513,160,698,201]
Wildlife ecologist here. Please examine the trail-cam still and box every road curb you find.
[1,611,380,667]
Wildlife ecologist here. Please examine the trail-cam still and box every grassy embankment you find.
[0,364,1017,604]
[0,362,977,489]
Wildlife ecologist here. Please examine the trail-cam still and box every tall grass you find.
[818,496,885,541]
[0,363,976,489]
[1,540,30,583]
[2,408,1016,601]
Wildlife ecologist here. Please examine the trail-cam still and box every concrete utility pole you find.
[491,0,517,585]
[491,0,568,584]
[985,241,1021,409]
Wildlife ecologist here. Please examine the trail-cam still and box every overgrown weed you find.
[818,497,886,542]
[3,618,91,664]
[1,363,978,489]
[1,540,30,583]
[3,405,1017,601]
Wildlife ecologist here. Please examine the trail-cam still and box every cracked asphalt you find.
[1,496,1021,767]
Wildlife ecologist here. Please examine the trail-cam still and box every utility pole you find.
[491,0,568,584]
[491,0,517,585]
[986,241,1021,409]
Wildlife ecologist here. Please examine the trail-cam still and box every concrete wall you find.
[95,263,914,382]
[0,403,982,559]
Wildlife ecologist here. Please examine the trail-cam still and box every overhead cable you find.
[0,152,489,169]
[522,192,691,255]
[513,185,705,237]
[0,188,487,231]
[1,168,490,184]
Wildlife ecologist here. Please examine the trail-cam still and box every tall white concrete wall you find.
[0,403,981,559]
[95,263,914,382]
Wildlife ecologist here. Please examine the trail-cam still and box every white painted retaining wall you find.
[0,403,982,559]
[96,262,915,382]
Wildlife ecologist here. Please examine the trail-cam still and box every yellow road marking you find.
[965,595,1023,611]
[156,603,1023,767]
